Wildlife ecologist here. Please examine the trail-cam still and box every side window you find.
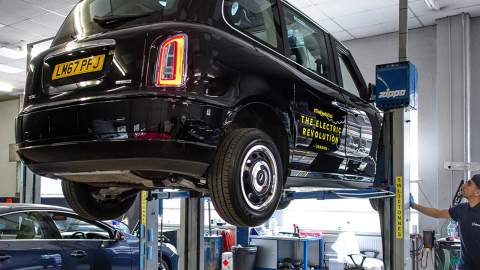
[338,53,360,97]
[283,5,331,79]
[224,0,281,48]
[48,212,111,240]
[0,213,46,240]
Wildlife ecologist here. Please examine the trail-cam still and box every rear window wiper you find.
[93,13,151,27]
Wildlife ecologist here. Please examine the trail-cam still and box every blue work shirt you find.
[449,203,480,270]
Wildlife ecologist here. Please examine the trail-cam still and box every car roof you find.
[0,203,73,215]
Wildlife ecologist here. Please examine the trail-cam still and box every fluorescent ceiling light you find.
[0,81,14,92]
[0,64,23,74]
[424,0,440,10]
[0,47,27,59]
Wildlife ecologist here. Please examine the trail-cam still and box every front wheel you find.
[276,198,291,210]
[62,180,137,220]
[208,128,284,227]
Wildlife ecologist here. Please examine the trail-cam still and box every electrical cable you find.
[420,249,430,269]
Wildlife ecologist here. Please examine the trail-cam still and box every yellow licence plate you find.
[51,54,106,80]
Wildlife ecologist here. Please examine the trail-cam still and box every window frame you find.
[0,210,115,241]
[279,1,336,84]
[0,211,57,240]
[223,0,285,54]
[333,42,368,100]
[46,211,115,240]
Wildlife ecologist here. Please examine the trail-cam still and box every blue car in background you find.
[0,203,178,270]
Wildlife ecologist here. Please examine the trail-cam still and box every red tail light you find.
[156,34,188,87]
[0,197,17,203]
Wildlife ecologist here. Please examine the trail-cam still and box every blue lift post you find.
[140,190,193,270]
[140,190,195,270]
[142,190,206,270]
[140,191,160,270]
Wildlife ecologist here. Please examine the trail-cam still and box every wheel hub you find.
[240,144,278,211]
[250,161,271,196]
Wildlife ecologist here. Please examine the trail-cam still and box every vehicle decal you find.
[297,108,344,152]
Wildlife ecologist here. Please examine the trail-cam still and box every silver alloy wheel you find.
[240,144,278,211]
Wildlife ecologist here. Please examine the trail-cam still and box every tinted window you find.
[283,5,331,79]
[54,0,186,45]
[338,53,360,97]
[224,0,281,48]
[0,213,46,240]
[48,212,111,239]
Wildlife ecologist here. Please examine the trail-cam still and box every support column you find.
[178,193,204,270]
[22,166,40,203]
[139,191,159,270]
[419,13,471,234]
[390,1,411,269]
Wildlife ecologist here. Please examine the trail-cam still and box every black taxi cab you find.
[16,0,381,226]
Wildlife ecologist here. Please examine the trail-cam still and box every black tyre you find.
[208,128,284,227]
[158,258,170,270]
[62,180,137,220]
[276,198,291,210]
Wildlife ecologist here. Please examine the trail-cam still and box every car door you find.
[0,211,64,270]
[45,211,133,270]
[281,3,348,183]
[334,43,380,181]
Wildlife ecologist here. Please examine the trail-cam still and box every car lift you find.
[138,1,418,269]
[139,188,398,270]
[140,190,206,270]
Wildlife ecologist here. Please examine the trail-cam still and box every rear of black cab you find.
[17,0,291,227]
[15,0,284,227]
[23,0,191,107]
[17,0,218,221]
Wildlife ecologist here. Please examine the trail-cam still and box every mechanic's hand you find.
[409,193,416,209]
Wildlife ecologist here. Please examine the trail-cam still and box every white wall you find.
[0,99,19,197]
[470,17,480,163]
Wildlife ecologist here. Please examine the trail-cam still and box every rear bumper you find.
[18,140,214,178]
[16,96,227,178]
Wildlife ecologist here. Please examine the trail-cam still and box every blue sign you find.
[375,61,418,110]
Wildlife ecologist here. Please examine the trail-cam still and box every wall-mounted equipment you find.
[375,61,418,110]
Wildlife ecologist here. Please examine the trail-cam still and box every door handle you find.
[0,254,12,262]
[70,250,87,258]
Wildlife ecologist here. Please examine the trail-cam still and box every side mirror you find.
[367,83,376,103]
[113,230,124,241]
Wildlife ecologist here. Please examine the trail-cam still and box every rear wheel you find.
[62,180,137,220]
[208,128,284,227]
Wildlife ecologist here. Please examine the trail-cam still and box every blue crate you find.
[375,61,418,110]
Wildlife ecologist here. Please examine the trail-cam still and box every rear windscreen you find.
[53,0,184,45]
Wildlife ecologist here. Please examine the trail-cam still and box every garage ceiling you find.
[290,0,480,41]
[0,0,480,98]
